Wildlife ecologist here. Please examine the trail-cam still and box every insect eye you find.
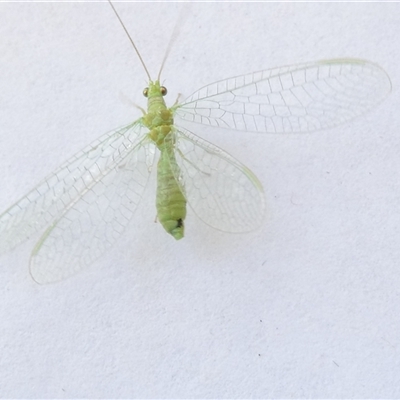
[143,88,149,97]
[161,86,167,96]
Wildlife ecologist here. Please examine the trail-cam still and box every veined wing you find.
[30,135,154,284]
[0,120,149,255]
[169,127,265,233]
[176,59,391,133]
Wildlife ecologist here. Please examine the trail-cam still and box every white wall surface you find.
[0,1,399,398]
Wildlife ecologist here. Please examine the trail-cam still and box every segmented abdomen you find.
[156,134,186,240]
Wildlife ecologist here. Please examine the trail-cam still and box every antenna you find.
[108,0,152,81]
[157,5,190,81]
[157,21,180,81]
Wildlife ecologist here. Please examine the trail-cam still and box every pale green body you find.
[143,80,186,240]
[0,54,389,283]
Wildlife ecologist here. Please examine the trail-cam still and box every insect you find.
[0,2,391,283]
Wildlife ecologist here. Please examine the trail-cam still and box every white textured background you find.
[0,1,399,398]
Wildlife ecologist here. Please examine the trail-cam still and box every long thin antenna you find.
[157,3,191,80]
[157,24,179,81]
[108,0,152,81]
[158,4,190,81]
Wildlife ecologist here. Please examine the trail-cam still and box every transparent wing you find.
[0,120,150,257]
[30,135,154,284]
[176,59,391,133]
[168,126,265,233]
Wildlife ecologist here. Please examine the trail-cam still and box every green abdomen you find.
[156,146,186,240]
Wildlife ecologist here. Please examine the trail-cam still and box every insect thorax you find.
[148,124,175,149]
[146,107,175,149]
